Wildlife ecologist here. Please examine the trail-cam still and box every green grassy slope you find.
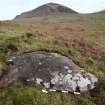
[0,14,105,105]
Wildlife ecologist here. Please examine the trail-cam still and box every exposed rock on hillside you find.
[1,52,98,93]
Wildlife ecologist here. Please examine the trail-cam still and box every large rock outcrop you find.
[1,52,98,93]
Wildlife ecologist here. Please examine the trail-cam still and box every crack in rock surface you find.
[2,51,98,92]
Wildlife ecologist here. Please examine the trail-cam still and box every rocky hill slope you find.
[15,2,77,19]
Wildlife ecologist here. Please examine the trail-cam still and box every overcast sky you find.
[0,0,105,20]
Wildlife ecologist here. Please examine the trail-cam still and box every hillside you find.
[0,14,105,105]
[15,3,77,19]
[97,10,105,14]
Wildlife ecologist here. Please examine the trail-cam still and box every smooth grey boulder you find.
[2,51,98,92]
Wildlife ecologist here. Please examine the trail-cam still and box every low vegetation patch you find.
[0,14,105,105]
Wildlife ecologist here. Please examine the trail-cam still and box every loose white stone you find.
[49,89,56,92]
[42,89,48,94]
[74,92,80,95]
[62,90,68,93]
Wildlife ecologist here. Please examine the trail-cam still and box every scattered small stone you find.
[74,92,80,95]
[42,89,48,94]
[62,90,68,93]
[49,89,56,92]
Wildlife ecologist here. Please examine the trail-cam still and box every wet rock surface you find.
[1,52,98,92]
